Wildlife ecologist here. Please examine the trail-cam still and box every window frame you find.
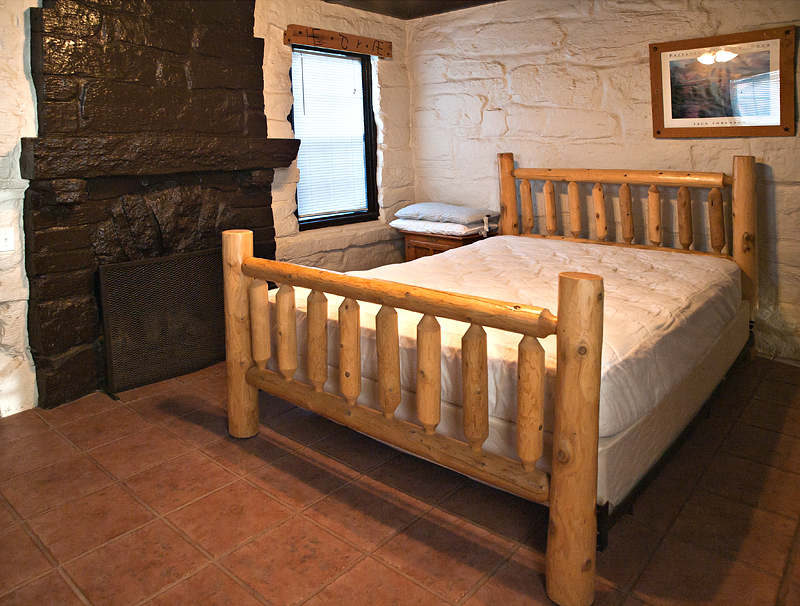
[289,45,379,231]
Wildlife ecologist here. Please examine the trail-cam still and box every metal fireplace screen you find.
[99,249,225,393]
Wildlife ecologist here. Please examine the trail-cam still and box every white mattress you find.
[340,236,742,438]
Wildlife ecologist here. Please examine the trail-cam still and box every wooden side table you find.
[399,230,495,262]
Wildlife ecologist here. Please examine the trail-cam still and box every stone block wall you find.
[22,0,298,408]
[406,0,800,361]
[0,1,39,417]
[31,0,267,139]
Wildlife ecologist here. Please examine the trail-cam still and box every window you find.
[290,46,378,230]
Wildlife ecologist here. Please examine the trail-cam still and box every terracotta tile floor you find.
[1,356,800,605]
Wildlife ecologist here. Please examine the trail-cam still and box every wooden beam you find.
[513,167,730,189]
[241,257,557,338]
[245,366,551,503]
[284,24,392,58]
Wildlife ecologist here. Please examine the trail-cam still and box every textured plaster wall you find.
[406,0,800,361]
[0,0,39,416]
[255,0,408,271]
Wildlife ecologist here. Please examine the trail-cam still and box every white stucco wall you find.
[406,0,800,361]
[0,0,39,416]
[255,0,410,271]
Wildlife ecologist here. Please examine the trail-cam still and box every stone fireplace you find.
[21,0,299,407]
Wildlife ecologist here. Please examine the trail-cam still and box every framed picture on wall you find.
[649,26,796,138]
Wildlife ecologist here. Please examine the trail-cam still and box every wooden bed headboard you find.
[497,153,758,319]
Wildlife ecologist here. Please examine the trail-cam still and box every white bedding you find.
[273,236,742,439]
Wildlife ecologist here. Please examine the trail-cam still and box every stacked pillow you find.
[390,202,500,237]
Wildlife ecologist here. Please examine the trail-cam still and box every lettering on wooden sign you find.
[284,24,392,58]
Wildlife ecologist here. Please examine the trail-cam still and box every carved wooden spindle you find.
[592,182,607,241]
[544,180,557,236]
[376,305,401,419]
[275,284,298,381]
[708,187,725,253]
[306,290,328,392]
[648,184,661,246]
[619,183,634,244]
[339,297,361,406]
[568,181,581,238]
[462,324,488,452]
[416,314,441,435]
[517,335,544,470]
[677,186,693,250]
[521,179,534,235]
[250,279,271,371]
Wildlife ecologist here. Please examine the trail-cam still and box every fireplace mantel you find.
[21,135,300,180]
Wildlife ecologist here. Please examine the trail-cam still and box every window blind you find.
[292,48,369,219]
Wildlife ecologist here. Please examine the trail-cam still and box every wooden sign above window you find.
[284,24,392,58]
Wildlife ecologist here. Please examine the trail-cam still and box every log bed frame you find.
[222,154,757,606]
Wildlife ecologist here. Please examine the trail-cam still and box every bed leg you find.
[546,272,604,606]
[223,229,259,438]
[596,503,610,552]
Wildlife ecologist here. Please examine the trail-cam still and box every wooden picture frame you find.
[649,26,796,138]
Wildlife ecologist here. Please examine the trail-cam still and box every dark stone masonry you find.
[21,0,299,407]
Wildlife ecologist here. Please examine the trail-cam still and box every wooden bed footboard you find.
[223,229,604,606]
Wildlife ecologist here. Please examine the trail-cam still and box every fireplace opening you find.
[99,249,225,393]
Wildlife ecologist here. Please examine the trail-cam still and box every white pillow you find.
[395,202,499,225]
[390,218,498,237]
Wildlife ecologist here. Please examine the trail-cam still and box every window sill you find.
[298,211,379,231]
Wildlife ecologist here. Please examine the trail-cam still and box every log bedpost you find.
[547,272,604,606]
[498,152,519,235]
[732,156,758,320]
[223,229,259,438]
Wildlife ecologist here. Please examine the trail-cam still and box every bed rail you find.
[223,229,604,606]
[497,153,758,320]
